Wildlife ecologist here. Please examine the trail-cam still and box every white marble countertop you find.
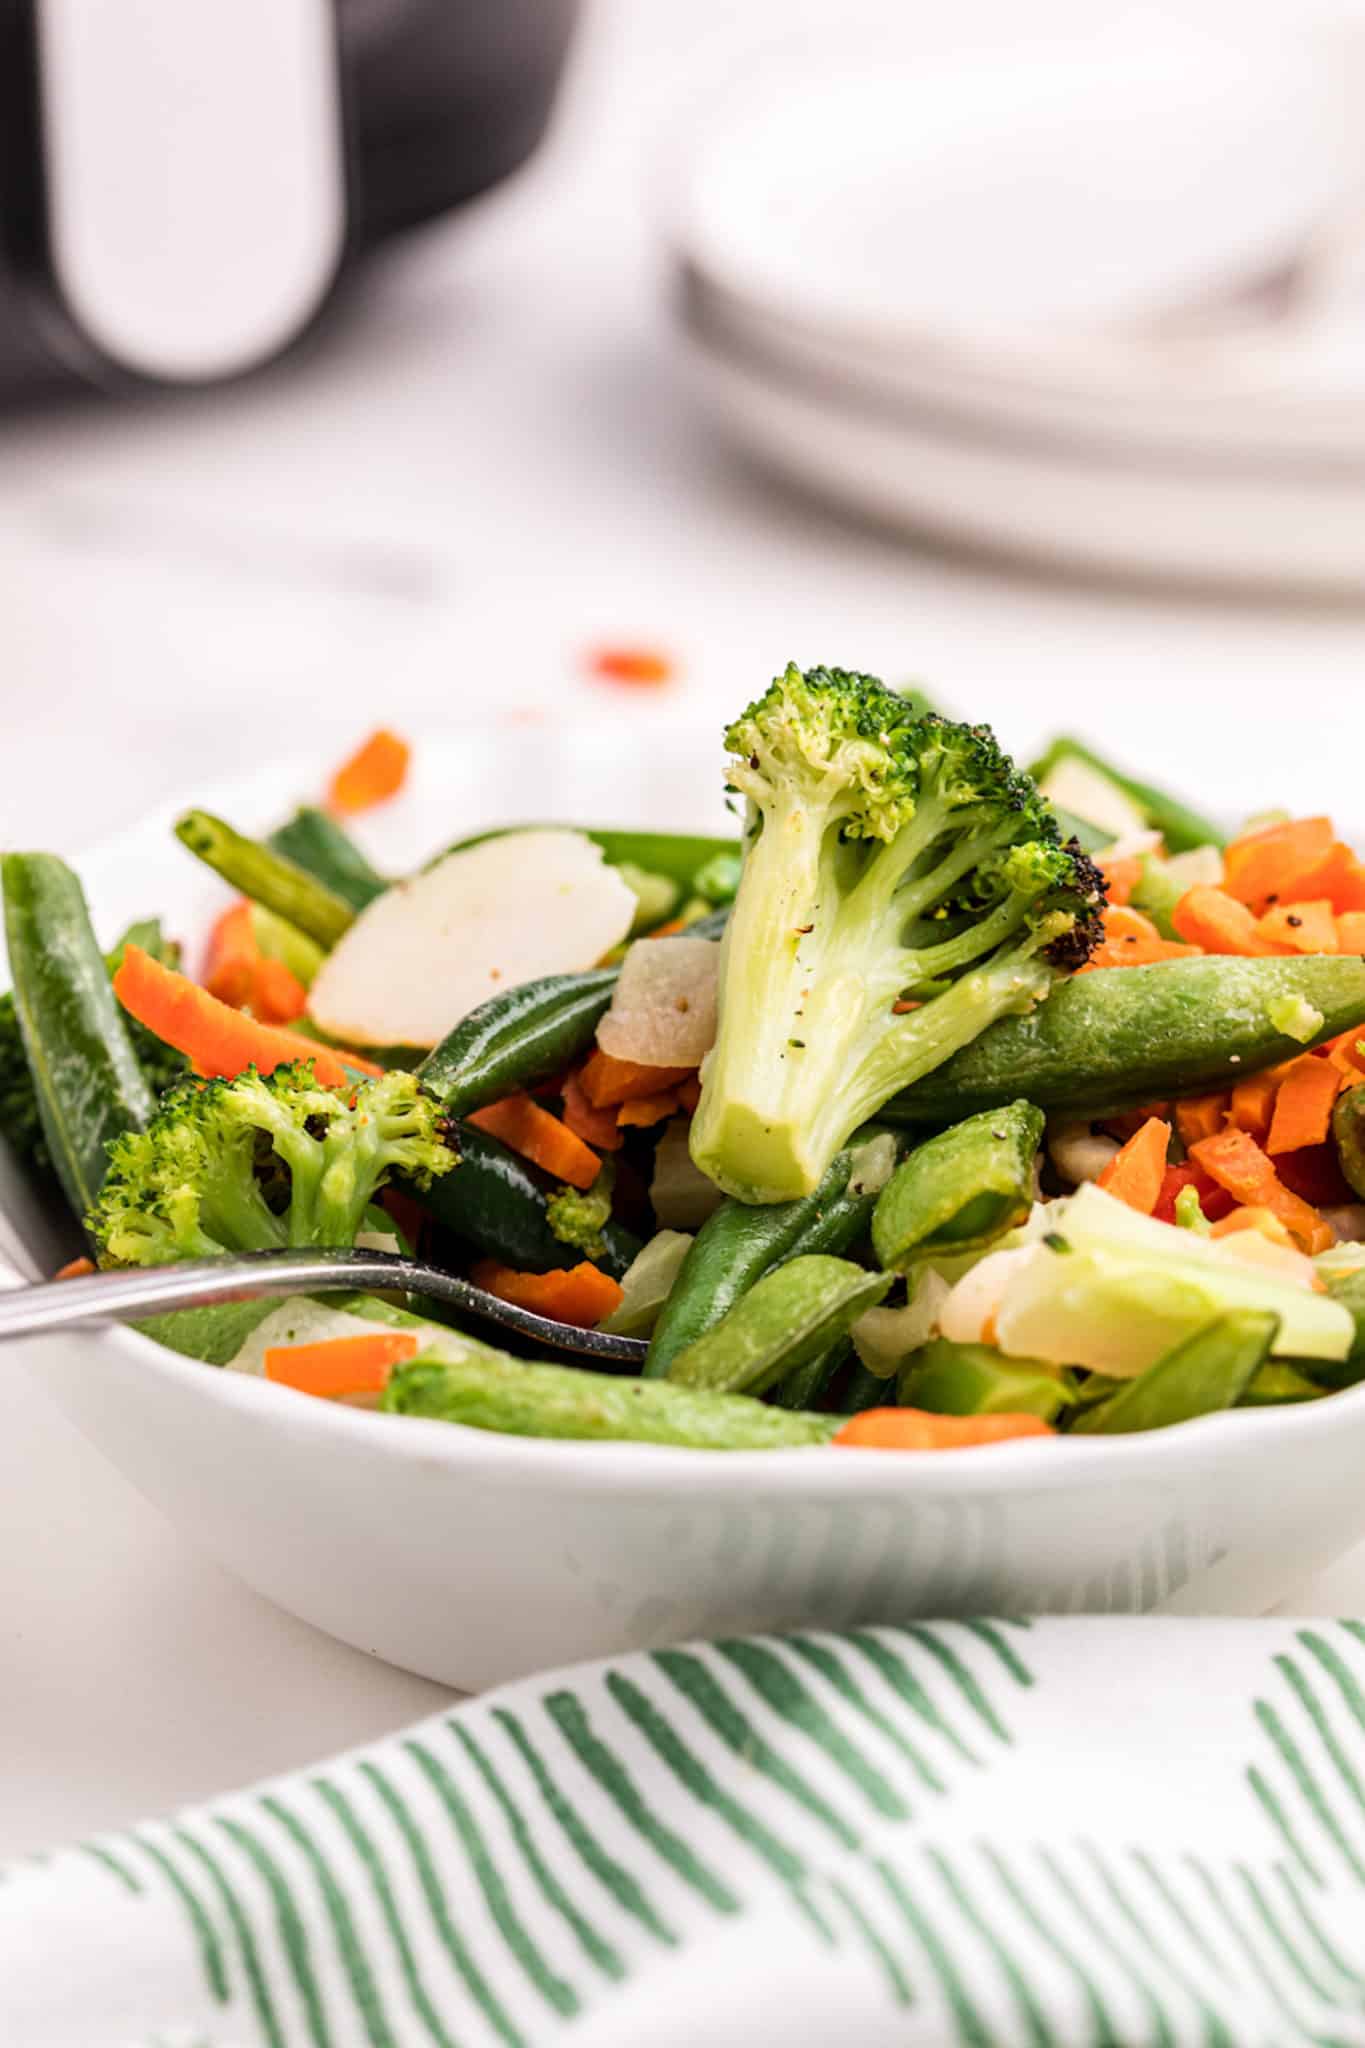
[5,0,1365,1860]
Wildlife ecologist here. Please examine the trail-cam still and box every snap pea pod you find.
[767,1336,851,1411]
[1,853,156,1223]
[174,811,355,949]
[667,1254,891,1397]
[400,1122,639,1278]
[1332,1088,1365,1202]
[267,806,387,911]
[1069,1310,1277,1435]
[645,1133,889,1379]
[872,1102,1042,1270]
[885,957,1365,1124]
[385,1350,839,1449]
[1311,1267,1365,1386]
[834,1357,895,1416]
[1239,1364,1330,1407]
[1029,736,1225,854]
[897,1338,1075,1421]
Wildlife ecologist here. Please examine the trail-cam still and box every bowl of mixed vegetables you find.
[6,678,1365,1685]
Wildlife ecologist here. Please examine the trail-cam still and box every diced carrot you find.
[617,1090,681,1129]
[327,729,411,815]
[203,900,258,1008]
[559,1072,624,1152]
[114,946,381,1086]
[1223,816,1335,912]
[1189,1128,1334,1254]
[676,1075,702,1114]
[833,1408,1055,1450]
[648,919,687,938]
[891,998,920,1014]
[1265,1054,1343,1155]
[1171,886,1275,956]
[1174,1093,1229,1148]
[587,646,675,686]
[1096,1115,1171,1215]
[1079,904,1201,972]
[1228,1071,1280,1144]
[1271,1141,1354,1209]
[1153,1161,1235,1225]
[578,1047,695,1108]
[1323,1028,1365,1082]
[468,1093,602,1190]
[1258,900,1339,955]
[1287,842,1365,916]
[250,956,309,1024]
[470,1259,623,1327]
[1210,1207,1295,1249]
[1338,911,1365,954]
[1101,856,1144,906]
[54,1255,95,1281]
[264,1331,419,1399]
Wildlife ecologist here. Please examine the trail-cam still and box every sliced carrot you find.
[1189,1127,1334,1254]
[1228,1071,1280,1143]
[1100,856,1144,906]
[1174,1092,1229,1148]
[1171,886,1275,957]
[54,1255,95,1281]
[587,645,675,686]
[468,1093,601,1190]
[203,900,259,1008]
[1096,1115,1171,1215]
[1258,900,1339,956]
[1323,1027,1365,1082]
[1209,1207,1295,1249]
[470,1258,623,1327]
[1265,1054,1343,1155]
[617,1090,681,1129]
[559,1071,624,1152]
[250,956,309,1024]
[265,1331,418,1399]
[1286,841,1365,916]
[676,1074,702,1114]
[114,946,380,1086]
[833,1408,1054,1450]
[577,1047,695,1108]
[1223,816,1335,912]
[1338,911,1365,955]
[1079,904,1201,972]
[327,728,411,815]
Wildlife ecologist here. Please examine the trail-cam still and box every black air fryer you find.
[0,0,579,397]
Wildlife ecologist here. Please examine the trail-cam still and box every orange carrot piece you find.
[470,1259,623,1327]
[264,1331,418,1399]
[327,729,410,815]
[559,1072,624,1152]
[616,1090,681,1129]
[1189,1128,1334,1254]
[1258,900,1339,955]
[203,900,259,1008]
[468,1093,602,1190]
[1286,841,1365,916]
[1265,1055,1343,1155]
[1101,856,1144,906]
[114,946,379,1086]
[1078,904,1200,972]
[54,1256,95,1281]
[1338,911,1365,954]
[833,1408,1054,1451]
[1228,1072,1280,1143]
[1096,1116,1171,1215]
[587,646,675,686]
[1174,1093,1229,1148]
[1171,886,1275,957]
[578,1047,695,1108]
[1209,1206,1296,1249]
[250,956,309,1024]
[1223,816,1335,911]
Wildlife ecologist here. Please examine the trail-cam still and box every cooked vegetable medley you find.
[6,682,1365,1455]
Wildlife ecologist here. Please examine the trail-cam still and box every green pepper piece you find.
[1332,1088,1365,1202]
[267,807,387,911]
[885,958,1365,1123]
[1028,737,1225,854]
[667,1254,890,1397]
[175,811,355,949]
[1070,1310,1278,1435]
[384,1349,839,1450]
[872,1102,1042,1270]
[897,1337,1074,1421]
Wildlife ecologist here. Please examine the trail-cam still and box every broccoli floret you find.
[690,664,1106,1202]
[546,1161,615,1260]
[89,1062,455,1266]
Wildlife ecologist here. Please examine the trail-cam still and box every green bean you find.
[1332,1088,1365,1201]
[1069,1310,1277,1434]
[267,807,387,910]
[885,957,1365,1123]
[1029,736,1225,854]
[420,970,618,1116]
[175,811,355,949]
[401,1122,639,1278]
[872,1102,1042,1269]
[667,1254,890,1397]
[384,1350,839,1449]
[2,854,155,1222]
[767,1336,851,1411]
[897,1338,1074,1420]
[833,1356,894,1415]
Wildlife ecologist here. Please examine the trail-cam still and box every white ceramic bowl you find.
[6,727,1365,1692]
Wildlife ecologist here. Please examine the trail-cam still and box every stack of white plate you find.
[669,19,1365,591]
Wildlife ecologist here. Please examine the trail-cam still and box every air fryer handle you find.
[28,0,349,385]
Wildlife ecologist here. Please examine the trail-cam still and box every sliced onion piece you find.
[596,936,719,1068]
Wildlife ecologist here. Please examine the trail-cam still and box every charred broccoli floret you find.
[690,665,1105,1201]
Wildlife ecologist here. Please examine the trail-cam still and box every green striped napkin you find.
[6,1617,1365,2046]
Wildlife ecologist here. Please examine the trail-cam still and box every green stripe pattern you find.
[9,1619,1365,2044]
